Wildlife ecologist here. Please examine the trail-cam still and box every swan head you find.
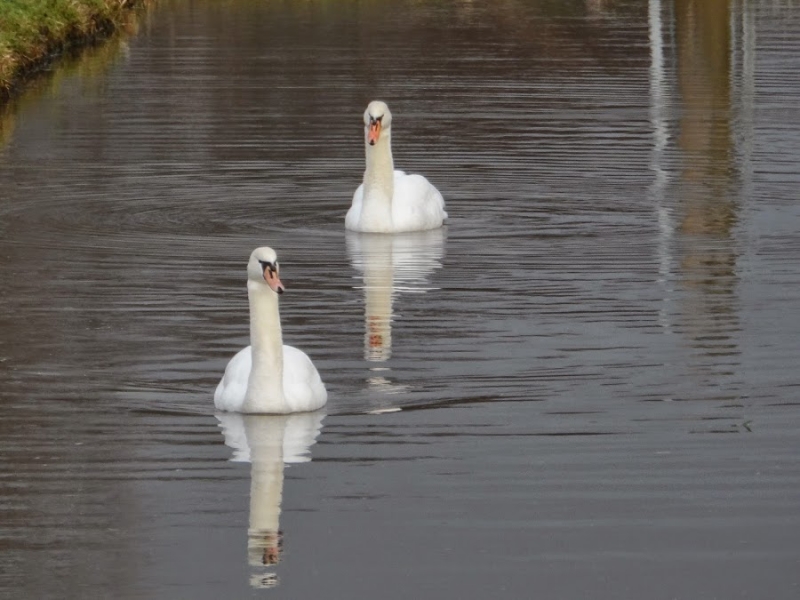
[247,247,284,295]
[364,100,392,146]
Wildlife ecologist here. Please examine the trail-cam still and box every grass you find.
[0,0,148,102]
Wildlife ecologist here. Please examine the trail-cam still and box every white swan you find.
[345,100,447,233]
[214,247,327,414]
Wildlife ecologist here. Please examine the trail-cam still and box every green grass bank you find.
[0,0,149,103]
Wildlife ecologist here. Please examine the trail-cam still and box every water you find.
[1,0,799,597]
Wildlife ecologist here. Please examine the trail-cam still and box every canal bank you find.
[0,0,151,104]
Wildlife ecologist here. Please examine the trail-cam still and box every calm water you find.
[1,0,800,597]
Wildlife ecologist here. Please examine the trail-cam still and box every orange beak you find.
[264,268,285,294]
[368,120,381,145]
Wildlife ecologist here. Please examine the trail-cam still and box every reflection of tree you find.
[676,0,736,237]
[0,17,141,150]
[673,0,742,391]
[0,106,15,149]
[162,0,653,167]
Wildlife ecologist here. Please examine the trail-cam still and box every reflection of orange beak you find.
[263,546,280,565]
[368,121,381,145]
[265,269,285,294]
[368,315,384,349]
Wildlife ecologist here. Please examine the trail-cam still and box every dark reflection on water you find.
[1,0,800,597]
[673,0,742,401]
[643,0,746,406]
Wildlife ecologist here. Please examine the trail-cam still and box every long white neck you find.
[361,130,395,230]
[243,281,287,413]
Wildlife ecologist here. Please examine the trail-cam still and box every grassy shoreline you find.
[0,0,149,104]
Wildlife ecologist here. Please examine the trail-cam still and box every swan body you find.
[214,247,327,414]
[345,101,447,233]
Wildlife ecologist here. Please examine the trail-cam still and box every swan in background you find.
[345,100,447,233]
[215,247,327,414]
[217,412,325,589]
[346,229,445,391]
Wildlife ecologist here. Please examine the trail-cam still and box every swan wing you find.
[345,183,365,230]
[392,172,447,232]
[214,346,252,412]
[282,345,328,413]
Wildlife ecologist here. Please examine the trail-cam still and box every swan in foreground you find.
[214,247,327,414]
[345,100,447,233]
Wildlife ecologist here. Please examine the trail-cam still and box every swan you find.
[214,247,327,414]
[345,100,447,233]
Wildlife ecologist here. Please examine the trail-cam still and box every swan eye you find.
[258,260,276,275]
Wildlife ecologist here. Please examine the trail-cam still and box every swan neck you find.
[244,282,286,412]
[363,131,395,213]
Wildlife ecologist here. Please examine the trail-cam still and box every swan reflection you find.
[216,411,325,588]
[346,229,445,388]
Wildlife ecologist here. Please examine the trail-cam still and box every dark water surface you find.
[2,0,800,597]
